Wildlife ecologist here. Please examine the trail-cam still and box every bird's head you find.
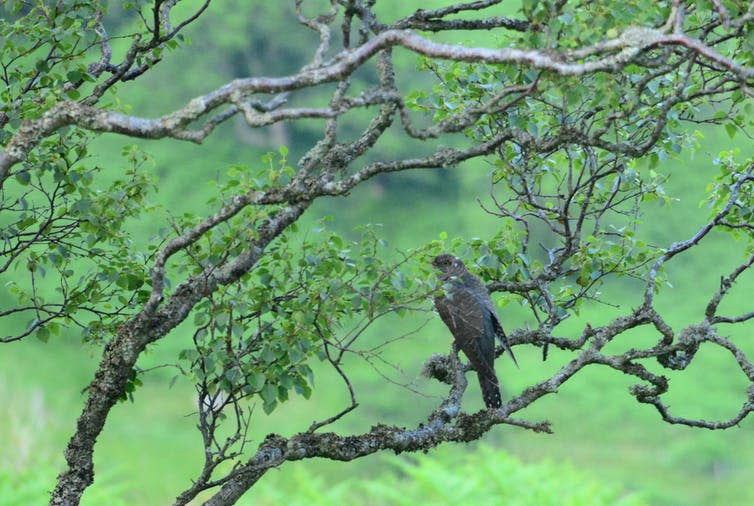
[432,253,466,277]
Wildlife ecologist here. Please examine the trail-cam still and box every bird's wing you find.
[434,284,496,378]
[434,283,484,343]
[491,312,519,368]
[461,273,493,308]
[461,272,520,368]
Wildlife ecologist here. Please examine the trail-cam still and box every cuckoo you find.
[432,253,518,409]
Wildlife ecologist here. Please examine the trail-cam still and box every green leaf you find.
[66,70,83,82]
[36,326,50,343]
[261,345,276,364]
[261,382,278,413]
[15,171,31,185]
[247,371,266,391]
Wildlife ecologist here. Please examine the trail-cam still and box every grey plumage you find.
[432,254,518,409]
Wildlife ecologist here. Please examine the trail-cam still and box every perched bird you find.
[432,253,518,409]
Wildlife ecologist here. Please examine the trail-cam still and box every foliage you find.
[3,1,754,506]
[254,446,648,506]
[0,444,645,506]
[0,465,128,506]
[179,205,436,417]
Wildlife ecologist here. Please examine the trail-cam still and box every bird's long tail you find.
[492,318,519,368]
[477,371,502,409]
[501,334,519,368]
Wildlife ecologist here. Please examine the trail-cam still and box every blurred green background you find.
[2,1,754,505]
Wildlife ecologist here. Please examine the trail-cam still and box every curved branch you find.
[644,164,754,307]
[4,23,750,186]
[49,202,308,506]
